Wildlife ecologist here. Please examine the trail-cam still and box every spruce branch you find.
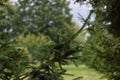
[71,10,93,40]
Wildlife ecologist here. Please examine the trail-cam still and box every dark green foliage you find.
[16,31,81,80]
[0,0,29,79]
[82,27,120,79]
[13,0,73,37]
[77,0,120,80]
[13,0,81,79]
[106,0,120,36]
[0,0,82,80]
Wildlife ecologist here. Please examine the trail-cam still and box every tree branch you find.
[71,10,93,40]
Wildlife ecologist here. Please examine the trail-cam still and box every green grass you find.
[63,64,106,80]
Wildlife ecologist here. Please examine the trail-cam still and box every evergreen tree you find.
[0,0,29,79]
[16,1,81,79]
[0,0,82,80]
[0,0,84,79]
[13,0,73,38]
[76,0,120,80]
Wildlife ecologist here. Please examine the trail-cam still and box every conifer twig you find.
[71,10,93,40]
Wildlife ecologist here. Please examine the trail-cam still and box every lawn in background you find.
[63,64,106,80]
